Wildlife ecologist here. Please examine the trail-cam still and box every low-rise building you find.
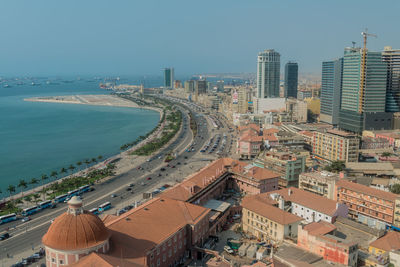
[285,98,308,123]
[241,194,303,241]
[255,150,306,188]
[335,179,400,230]
[312,129,359,163]
[298,171,340,199]
[267,187,348,223]
[369,231,400,256]
[297,221,358,266]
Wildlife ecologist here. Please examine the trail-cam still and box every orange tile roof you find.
[337,179,398,202]
[231,162,280,181]
[299,130,313,138]
[267,188,339,216]
[369,231,400,251]
[303,221,336,236]
[70,252,141,267]
[104,197,210,266]
[242,195,303,225]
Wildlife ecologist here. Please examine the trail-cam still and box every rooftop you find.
[267,188,340,216]
[242,195,303,225]
[336,179,398,202]
[369,231,400,252]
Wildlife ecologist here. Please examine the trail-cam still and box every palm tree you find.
[24,195,32,203]
[60,167,67,177]
[68,164,76,173]
[84,159,91,169]
[7,185,16,198]
[91,158,97,164]
[50,171,58,180]
[41,174,49,186]
[18,179,28,196]
[76,161,82,170]
[30,178,39,188]
[97,155,103,161]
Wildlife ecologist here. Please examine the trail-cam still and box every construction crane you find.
[358,28,377,113]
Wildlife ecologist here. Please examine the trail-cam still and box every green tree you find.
[91,158,97,164]
[97,155,103,161]
[382,152,392,158]
[76,161,82,170]
[7,184,16,198]
[324,161,346,173]
[50,171,58,179]
[41,174,49,186]
[390,184,400,194]
[24,195,32,203]
[60,167,67,176]
[84,159,91,168]
[30,178,39,187]
[68,164,76,173]
[18,179,28,196]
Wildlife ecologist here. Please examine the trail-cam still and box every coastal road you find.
[0,98,214,266]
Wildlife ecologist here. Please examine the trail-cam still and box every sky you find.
[0,0,399,76]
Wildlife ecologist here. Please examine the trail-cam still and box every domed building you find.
[42,196,110,267]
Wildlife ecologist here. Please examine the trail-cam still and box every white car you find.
[21,217,30,223]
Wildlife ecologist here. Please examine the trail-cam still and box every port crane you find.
[358,28,377,114]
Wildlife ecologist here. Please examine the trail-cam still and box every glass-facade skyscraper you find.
[257,49,280,98]
[382,46,400,112]
[320,58,343,125]
[164,68,174,89]
[284,62,298,98]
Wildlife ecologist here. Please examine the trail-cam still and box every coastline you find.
[2,95,163,202]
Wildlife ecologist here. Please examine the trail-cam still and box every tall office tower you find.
[284,62,298,98]
[339,47,390,133]
[382,46,400,112]
[184,80,195,93]
[257,49,280,98]
[163,68,174,89]
[320,58,343,125]
[217,80,225,92]
[195,80,207,95]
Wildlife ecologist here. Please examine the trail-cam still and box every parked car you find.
[21,217,31,223]
[126,187,132,191]
[0,233,10,240]
[111,194,117,198]
[224,246,234,254]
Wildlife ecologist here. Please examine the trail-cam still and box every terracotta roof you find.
[240,134,264,142]
[42,211,110,251]
[303,221,336,236]
[369,231,400,252]
[326,129,357,137]
[242,195,303,225]
[298,131,313,138]
[70,252,141,267]
[267,188,339,216]
[231,162,280,182]
[239,124,260,132]
[337,179,398,202]
[105,197,210,266]
[101,214,118,224]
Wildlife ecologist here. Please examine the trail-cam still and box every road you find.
[0,96,236,266]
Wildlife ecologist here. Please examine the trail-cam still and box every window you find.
[168,249,172,257]
[179,241,182,249]
[52,258,56,263]
[157,259,160,267]
[168,240,171,246]
[59,260,64,265]
[174,245,177,253]
[174,235,177,242]
[163,254,166,262]
[157,248,160,255]
[150,253,154,259]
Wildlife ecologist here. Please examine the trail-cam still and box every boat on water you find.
[3,84,11,88]
[31,82,41,86]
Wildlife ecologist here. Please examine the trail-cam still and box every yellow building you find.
[241,194,303,241]
[312,129,359,163]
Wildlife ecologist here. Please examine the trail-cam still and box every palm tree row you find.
[1,155,104,200]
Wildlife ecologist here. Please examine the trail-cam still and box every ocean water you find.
[0,78,160,196]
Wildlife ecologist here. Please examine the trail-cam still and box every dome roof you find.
[42,198,110,251]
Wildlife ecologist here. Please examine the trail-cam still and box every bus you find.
[98,202,112,212]
[67,189,80,197]
[0,213,17,224]
[89,208,99,215]
[38,200,52,209]
[22,206,40,216]
[54,194,68,203]
[79,185,90,194]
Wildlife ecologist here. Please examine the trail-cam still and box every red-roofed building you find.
[297,221,358,266]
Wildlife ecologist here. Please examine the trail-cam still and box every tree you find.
[18,179,28,196]
[68,164,76,173]
[30,178,38,187]
[76,161,82,170]
[84,159,91,168]
[50,171,58,179]
[390,184,400,194]
[324,161,346,173]
[382,152,392,158]
[60,167,67,176]
[24,195,32,203]
[7,184,16,198]
[41,174,49,186]
[91,158,97,164]
[97,155,103,161]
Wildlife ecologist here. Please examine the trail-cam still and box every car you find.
[0,233,10,240]
[141,182,146,186]
[111,194,117,198]
[224,246,234,254]
[171,165,175,168]
[21,217,31,223]
[147,177,152,180]
[129,183,134,187]
[126,187,132,191]
[158,173,162,177]
[160,168,166,171]
[146,158,151,162]
[177,162,181,165]
[184,156,188,159]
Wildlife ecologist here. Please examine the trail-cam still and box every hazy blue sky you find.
[0,0,399,76]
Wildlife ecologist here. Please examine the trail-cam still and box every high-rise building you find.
[216,80,224,92]
[163,68,174,89]
[339,48,391,133]
[257,49,280,98]
[320,58,343,125]
[284,62,298,98]
[195,80,207,95]
[382,46,400,112]
[184,80,195,93]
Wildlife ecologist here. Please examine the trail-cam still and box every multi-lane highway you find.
[0,96,236,266]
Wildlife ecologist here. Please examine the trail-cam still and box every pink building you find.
[297,221,358,266]
[237,124,279,159]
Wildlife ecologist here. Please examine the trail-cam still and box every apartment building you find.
[298,171,340,199]
[255,150,306,187]
[242,194,303,241]
[335,179,400,230]
[312,129,359,163]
